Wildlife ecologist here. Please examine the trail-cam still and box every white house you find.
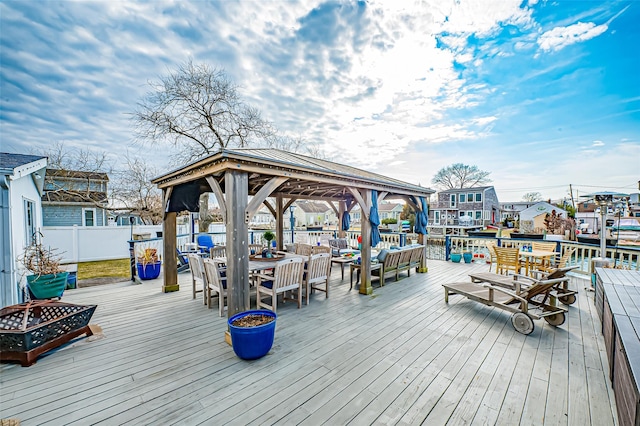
[0,152,48,308]
[518,202,567,233]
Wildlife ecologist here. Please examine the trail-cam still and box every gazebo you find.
[151,149,434,317]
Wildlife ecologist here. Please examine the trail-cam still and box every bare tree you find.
[522,192,543,202]
[110,155,164,225]
[133,60,276,165]
[431,163,491,189]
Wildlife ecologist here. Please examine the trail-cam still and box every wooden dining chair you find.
[255,257,304,312]
[312,245,331,255]
[187,254,207,303]
[203,258,227,316]
[296,243,314,257]
[531,241,557,252]
[494,247,521,276]
[304,253,331,304]
[209,246,227,259]
[485,240,498,272]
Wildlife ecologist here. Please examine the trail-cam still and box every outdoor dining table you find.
[212,252,308,275]
[519,249,556,276]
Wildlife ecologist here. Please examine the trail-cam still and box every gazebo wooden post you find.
[417,233,428,273]
[359,190,373,295]
[275,194,284,251]
[162,210,179,292]
[225,170,250,317]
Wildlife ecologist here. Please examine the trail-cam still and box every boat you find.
[577,234,618,246]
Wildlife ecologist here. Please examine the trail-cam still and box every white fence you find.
[42,225,162,263]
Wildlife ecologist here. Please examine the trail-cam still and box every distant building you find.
[500,201,538,222]
[294,201,335,228]
[429,186,501,233]
[518,202,567,233]
[42,169,109,227]
[378,202,404,222]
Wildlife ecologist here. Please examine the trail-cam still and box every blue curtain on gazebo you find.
[370,191,381,247]
[414,196,428,235]
[341,211,351,231]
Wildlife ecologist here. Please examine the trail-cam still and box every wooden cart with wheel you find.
[442,276,569,335]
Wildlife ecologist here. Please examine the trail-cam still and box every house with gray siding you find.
[42,169,109,227]
[0,152,47,307]
[429,186,501,234]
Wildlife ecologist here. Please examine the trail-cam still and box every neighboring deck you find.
[0,260,617,425]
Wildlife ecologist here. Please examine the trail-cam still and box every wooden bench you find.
[372,245,425,286]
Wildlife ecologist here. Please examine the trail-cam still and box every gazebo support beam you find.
[226,170,250,316]
[162,211,178,292]
[359,189,373,295]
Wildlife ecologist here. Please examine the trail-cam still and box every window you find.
[24,199,36,245]
[434,211,440,224]
[459,211,465,217]
[475,211,482,219]
[450,194,456,208]
[83,208,96,226]
[459,193,466,203]
[467,193,473,203]
[475,193,482,202]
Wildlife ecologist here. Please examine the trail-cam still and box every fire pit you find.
[0,300,97,367]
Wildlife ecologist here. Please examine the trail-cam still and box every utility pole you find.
[569,184,575,209]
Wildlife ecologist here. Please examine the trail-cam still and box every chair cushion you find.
[377,249,389,262]
[260,280,274,289]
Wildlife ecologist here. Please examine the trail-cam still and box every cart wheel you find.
[559,294,576,305]
[544,312,566,326]
[511,312,535,335]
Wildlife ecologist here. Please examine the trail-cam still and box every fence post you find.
[445,236,451,261]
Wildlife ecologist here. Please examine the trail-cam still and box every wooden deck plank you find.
[0,261,618,425]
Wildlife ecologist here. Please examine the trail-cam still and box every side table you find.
[350,262,381,290]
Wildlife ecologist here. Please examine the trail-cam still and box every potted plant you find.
[262,231,275,257]
[228,309,277,360]
[136,247,161,280]
[18,232,68,300]
[450,252,462,263]
[463,251,473,263]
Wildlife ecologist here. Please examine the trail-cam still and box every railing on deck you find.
[441,236,640,275]
[140,230,640,278]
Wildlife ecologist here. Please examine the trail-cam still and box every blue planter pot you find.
[228,309,277,360]
[450,253,462,263]
[463,252,473,263]
[137,262,161,280]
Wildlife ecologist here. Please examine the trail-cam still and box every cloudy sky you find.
[1,0,638,202]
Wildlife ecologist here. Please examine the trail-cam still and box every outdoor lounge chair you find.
[469,265,579,305]
[443,275,569,335]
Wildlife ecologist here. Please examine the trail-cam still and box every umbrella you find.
[414,196,428,235]
[370,191,381,247]
[341,211,351,231]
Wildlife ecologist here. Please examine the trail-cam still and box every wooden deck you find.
[0,260,617,425]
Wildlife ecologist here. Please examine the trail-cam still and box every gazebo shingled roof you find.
[152,148,434,321]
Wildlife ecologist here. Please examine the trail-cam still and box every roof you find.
[47,168,109,181]
[438,186,494,194]
[296,201,331,213]
[378,202,403,212]
[520,202,567,217]
[0,152,46,173]
[152,148,434,201]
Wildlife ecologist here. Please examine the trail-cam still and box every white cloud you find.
[538,21,608,52]
[592,140,605,147]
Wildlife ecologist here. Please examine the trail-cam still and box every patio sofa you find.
[372,244,425,286]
